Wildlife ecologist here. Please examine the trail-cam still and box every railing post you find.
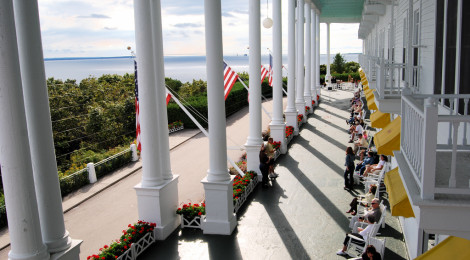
[130,143,139,162]
[379,59,385,97]
[421,98,438,200]
[87,162,97,184]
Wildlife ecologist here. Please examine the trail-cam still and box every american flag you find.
[268,54,273,87]
[166,92,172,106]
[260,65,269,85]
[134,60,141,151]
[223,62,238,100]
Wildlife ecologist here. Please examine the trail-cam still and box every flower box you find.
[117,230,155,260]
[286,133,293,144]
[233,177,258,213]
[169,125,184,134]
[273,148,281,161]
[180,215,204,229]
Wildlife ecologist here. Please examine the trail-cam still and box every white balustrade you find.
[401,94,470,198]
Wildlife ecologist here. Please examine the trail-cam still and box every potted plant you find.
[176,203,205,229]
[87,221,156,260]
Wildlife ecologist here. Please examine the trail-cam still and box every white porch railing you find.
[375,60,406,98]
[401,93,470,199]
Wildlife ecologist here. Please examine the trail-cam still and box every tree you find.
[344,61,360,73]
[320,64,326,75]
[332,53,346,74]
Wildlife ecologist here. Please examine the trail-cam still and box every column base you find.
[269,123,287,154]
[295,101,306,125]
[134,175,180,240]
[244,143,262,178]
[304,95,313,114]
[284,111,299,136]
[201,177,237,235]
[50,239,82,260]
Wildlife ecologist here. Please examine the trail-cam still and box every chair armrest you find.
[347,234,365,242]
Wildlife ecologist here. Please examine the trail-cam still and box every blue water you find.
[44,54,359,83]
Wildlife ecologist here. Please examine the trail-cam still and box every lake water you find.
[44,53,359,83]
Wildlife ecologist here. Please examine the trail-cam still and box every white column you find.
[0,1,49,259]
[285,0,298,135]
[316,12,321,95]
[133,0,180,240]
[151,1,173,182]
[304,3,313,114]
[201,0,237,235]
[13,0,82,256]
[134,0,163,187]
[245,0,263,177]
[269,0,287,153]
[326,22,331,85]
[295,0,306,124]
[310,9,317,106]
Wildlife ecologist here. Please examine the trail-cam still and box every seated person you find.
[337,215,377,256]
[349,198,382,229]
[363,155,388,177]
[362,245,382,260]
[355,151,375,175]
[353,133,369,154]
[349,121,364,143]
[347,185,377,216]
[265,138,278,178]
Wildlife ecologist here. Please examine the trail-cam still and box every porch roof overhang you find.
[414,236,470,260]
[384,167,415,218]
[310,0,365,23]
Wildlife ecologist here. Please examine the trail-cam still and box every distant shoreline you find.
[44,53,362,62]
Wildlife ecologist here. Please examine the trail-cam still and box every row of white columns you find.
[0,0,81,259]
[246,0,322,178]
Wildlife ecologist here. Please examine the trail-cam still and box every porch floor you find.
[140,89,409,260]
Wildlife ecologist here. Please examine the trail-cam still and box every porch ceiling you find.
[311,0,364,23]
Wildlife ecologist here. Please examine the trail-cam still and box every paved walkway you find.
[137,89,409,260]
[0,90,409,259]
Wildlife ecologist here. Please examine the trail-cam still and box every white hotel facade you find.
[1,0,469,259]
[358,0,470,258]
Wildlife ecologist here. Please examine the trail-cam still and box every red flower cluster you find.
[317,94,320,100]
[233,171,256,204]
[272,141,281,150]
[312,100,316,105]
[305,106,311,112]
[176,202,206,220]
[285,126,294,138]
[87,221,156,260]
[297,114,304,122]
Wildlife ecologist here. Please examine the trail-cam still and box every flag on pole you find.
[223,61,238,100]
[134,60,141,151]
[268,54,273,87]
[261,65,269,85]
[166,92,172,106]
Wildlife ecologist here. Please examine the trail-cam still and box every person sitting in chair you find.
[336,215,376,256]
[349,198,382,229]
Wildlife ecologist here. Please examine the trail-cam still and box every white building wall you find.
[418,0,436,94]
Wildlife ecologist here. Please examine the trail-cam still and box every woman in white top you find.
[336,215,377,256]
[363,155,387,177]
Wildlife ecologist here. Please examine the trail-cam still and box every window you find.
[412,9,420,89]
[434,0,470,114]
[402,16,408,80]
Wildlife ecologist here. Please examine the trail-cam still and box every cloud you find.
[77,13,111,19]
[173,23,202,28]
[104,27,118,30]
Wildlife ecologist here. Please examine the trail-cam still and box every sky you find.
[37,0,363,58]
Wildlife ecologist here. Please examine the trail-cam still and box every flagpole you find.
[166,87,245,177]
[236,78,272,119]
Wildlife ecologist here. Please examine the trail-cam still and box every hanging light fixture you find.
[263,0,273,28]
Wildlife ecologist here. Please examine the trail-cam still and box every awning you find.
[367,95,378,110]
[414,236,470,260]
[374,116,401,156]
[383,167,415,218]
[370,110,391,128]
